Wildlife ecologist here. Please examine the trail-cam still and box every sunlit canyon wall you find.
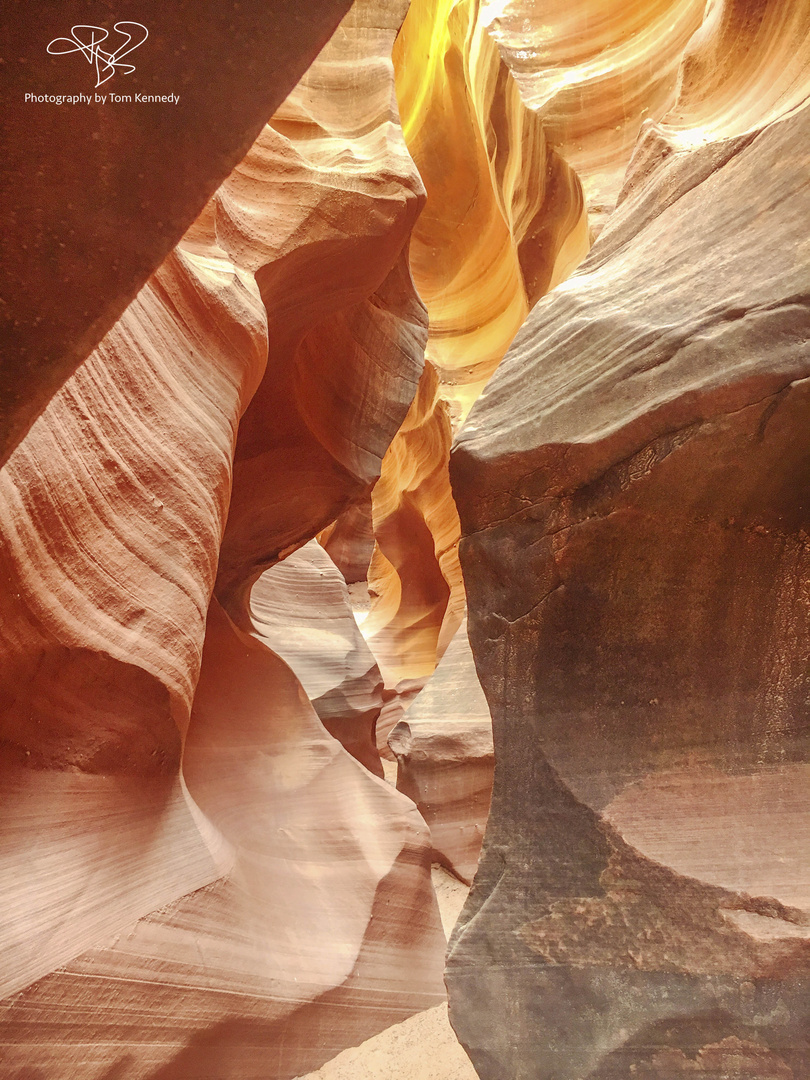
[0,0,809,1078]
[446,1,810,1078]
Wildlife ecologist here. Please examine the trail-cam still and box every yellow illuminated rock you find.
[365,0,590,688]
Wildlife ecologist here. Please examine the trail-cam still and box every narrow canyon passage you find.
[1,1,809,1078]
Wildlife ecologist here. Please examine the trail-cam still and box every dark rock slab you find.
[0,0,351,466]
[447,102,810,1079]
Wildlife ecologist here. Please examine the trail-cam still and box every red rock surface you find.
[4,0,810,1076]
[446,4,810,1074]
[0,4,445,1076]
[319,496,376,586]
[0,0,353,468]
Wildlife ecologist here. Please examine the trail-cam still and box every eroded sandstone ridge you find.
[0,0,354,468]
[0,5,446,1077]
[3,0,810,1076]
[446,2,810,1074]
[362,0,591,740]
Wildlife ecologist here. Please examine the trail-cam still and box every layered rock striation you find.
[5,0,808,1076]
[447,18,810,1076]
[0,4,447,1076]
[363,0,591,701]
[481,0,707,231]
[0,0,354,468]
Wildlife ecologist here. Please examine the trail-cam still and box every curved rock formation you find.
[364,0,591,695]
[363,363,457,689]
[0,237,264,1016]
[662,0,810,144]
[0,243,264,784]
[446,28,810,1078]
[0,596,445,1078]
[0,3,446,1075]
[7,0,808,1075]
[319,496,376,586]
[211,0,426,613]
[0,0,353,468]
[389,620,494,886]
[251,540,386,777]
[481,0,706,231]
[394,0,590,413]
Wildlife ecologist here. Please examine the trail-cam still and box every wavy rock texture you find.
[0,0,353,468]
[250,540,386,777]
[394,0,590,414]
[447,18,810,1076]
[319,496,376,585]
[363,0,591,696]
[0,237,265,1067]
[363,363,457,692]
[0,3,447,1076]
[389,620,494,885]
[662,0,810,144]
[480,0,706,232]
[211,0,427,614]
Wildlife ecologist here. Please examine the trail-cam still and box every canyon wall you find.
[446,1,810,1075]
[0,0,354,468]
[0,5,447,1077]
[2,0,809,1077]
[363,0,590,720]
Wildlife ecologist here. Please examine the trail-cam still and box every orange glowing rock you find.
[480,0,707,232]
[0,4,446,1075]
[364,0,591,696]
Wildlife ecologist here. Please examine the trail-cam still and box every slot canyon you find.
[0,0,808,1077]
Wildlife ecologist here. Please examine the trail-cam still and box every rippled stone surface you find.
[447,36,810,1080]
[0,0,353,468]
[5,0,810,1076]
[363,0,591,696]
[0,4,446,1076]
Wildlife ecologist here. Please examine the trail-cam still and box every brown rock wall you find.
[446,9,810,1071]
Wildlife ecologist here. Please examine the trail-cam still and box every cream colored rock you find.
[389,621,494,885]
[662,0,810,144]
[293,1004,478,1080]
[480,0,706,230]
[251,540,387,776]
